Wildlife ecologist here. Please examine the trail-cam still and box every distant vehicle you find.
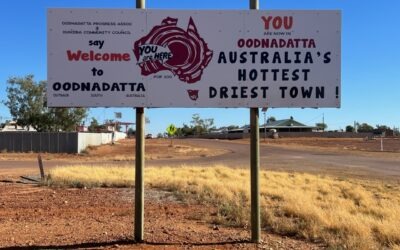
[145,134,152,139]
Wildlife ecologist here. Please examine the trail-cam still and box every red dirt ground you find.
[1,137,398,249]
[0,182,323,249]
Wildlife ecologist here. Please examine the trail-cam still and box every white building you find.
[0,121,36,132]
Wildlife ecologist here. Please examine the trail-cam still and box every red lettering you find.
[66,50,131,61]
[261,16,273,29]
[262,16,293,30]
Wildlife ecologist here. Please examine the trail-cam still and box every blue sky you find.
[0,0,399,135]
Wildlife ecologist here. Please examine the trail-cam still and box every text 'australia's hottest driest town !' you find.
[0,0,399,249]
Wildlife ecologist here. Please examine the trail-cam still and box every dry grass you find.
[48,165,400,249]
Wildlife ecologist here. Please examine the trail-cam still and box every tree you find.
[267,116,276,123]
[394,127,399,136]
[376,124,390,130]
[316,123,327,131]
[4,75,88,132]
[345,125,354,132]
[127,128,135,137]
[4,75,87,131]
[190,113,214,135]
[358,123,374,132]
[180,124,194,136]
[88,117,100,132]
[227,125,239,130]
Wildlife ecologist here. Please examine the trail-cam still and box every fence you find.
[0,132,126,153]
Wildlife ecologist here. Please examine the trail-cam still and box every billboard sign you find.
[47,9,341,108]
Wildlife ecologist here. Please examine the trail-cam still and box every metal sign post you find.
[250,107,260,243]
[250,0,261,244]
[134,1,145,243]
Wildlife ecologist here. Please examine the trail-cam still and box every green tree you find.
[190,113,214,135]
[358,123,374,132]
[267,116,276,123]
[393,127,399,136]
[376,124,390,130]
[88,117,100,132]
[127,128,135,137]
[345,125,354,132]
[227,125,239,130]
[4,75,87,131]
[180,124,194,136]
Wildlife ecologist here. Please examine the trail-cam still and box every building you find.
[228,118,315,134]
[0,121,36,132]
[262,119,315,132]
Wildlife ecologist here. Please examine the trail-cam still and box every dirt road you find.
[162,139,400,181]
[1,139,399,181]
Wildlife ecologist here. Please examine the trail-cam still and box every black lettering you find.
[102,83,110,91]
[209,87,217,98]
[72,82,80,91]
[128,83,136,91]
[53,82,61,91]
[292,69,299,81]
[304,52,313,64]
[316,86,324,98]
[272,52,281,63]
[238,69,246,81]
[218,52,227,64]
[290,87,298,98]
[282,69,289,81]
[111,82,120,91]
[261,52,269,63]
[220,87,228,98]
[324,52,331,63]
[261,69,269,81]
[271,69,279,81]
[251,87,258,98]
[137,83,145,91]
[249,69,257,81]
[63,82,71,91]
[231,86,238,98]
[92,82,101,91]
[280,86,287,98]
[240,86,248,98]
[229,52,237,63]
[294,51,301,63]
[239,52,247,63]
[81,82,90,91]
[302,69,310,81]
[260,86,269,98]
[301,87,313,98]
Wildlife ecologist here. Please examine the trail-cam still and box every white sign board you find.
[47,9,341,108]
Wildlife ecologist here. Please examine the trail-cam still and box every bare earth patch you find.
[0,183,322,249]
